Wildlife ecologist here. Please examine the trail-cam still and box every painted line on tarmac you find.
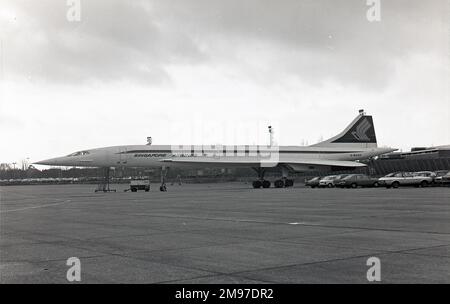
[130,212,315,226]
[0,199,72,213]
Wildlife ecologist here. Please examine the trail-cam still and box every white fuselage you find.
[37,144,395,172]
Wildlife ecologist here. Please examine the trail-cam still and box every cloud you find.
[1,0,447,89]
[0,0,207,85]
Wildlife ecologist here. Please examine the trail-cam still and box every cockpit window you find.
[67,151,90,157]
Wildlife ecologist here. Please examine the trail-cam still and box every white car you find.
[379,172,433,188]
[415,171,437,180]
[319,175,337,188]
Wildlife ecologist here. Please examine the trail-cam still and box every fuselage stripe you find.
[119,150,364,155]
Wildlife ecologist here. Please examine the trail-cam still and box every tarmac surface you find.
[1,182,449,283]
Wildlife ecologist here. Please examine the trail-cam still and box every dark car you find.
[433,170,450,186]
[305,177,321,188]
[333,174,352,184]
[336,174,380,188]
[319,174,351,188]
[435,171,450,186]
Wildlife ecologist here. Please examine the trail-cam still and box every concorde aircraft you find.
[35,110,396,191]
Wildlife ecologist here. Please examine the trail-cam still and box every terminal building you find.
[367,145,450,176]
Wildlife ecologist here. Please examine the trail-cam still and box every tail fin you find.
[312,110,377,148]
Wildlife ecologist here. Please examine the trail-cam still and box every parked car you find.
[333,174,351,184]
[336,174,380,188]
[305,177,321,188]
[319,175,338,188]
[435,171,450,186]
[414,171,437,183]
[378,172,433,188]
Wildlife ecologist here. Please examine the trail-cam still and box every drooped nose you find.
[34,157,65,166]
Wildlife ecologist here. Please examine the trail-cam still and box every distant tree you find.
[0,163,12,171]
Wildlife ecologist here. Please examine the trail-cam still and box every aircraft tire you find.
[262,180,271,188]
[274,180,284,188]
[285,179,294,187]
[252,180,263,189]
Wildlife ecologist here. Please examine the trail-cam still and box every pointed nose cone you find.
[34,157,64,166]
[385,147,398,154]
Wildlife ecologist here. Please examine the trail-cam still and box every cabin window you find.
[67,151,90,157]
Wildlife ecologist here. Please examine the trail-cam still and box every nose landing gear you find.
[160,166,169,192]
[95,167,116,192]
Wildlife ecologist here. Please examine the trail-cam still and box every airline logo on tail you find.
[351,118,371,141]
[314,113,377,146]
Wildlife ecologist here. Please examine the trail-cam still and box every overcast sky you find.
[0,0,449,164]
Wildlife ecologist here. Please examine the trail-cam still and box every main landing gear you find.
[273,178,294,188]
[251,168,294,189]
[252,179,271,189]
[252,168,271,189]
[95,167,116,192]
